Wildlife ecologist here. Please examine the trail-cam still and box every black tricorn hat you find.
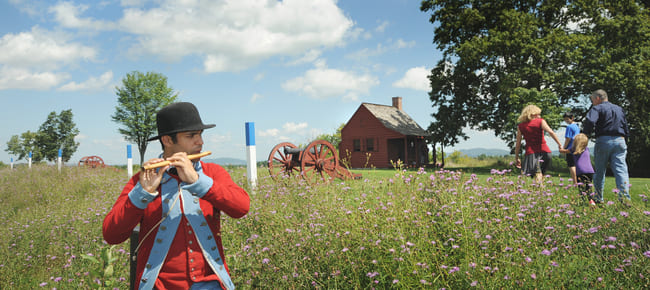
[147,102,215,141]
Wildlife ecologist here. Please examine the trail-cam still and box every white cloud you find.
[0,66,69,90]
[116,0,353,72]
[393,66,430,91]
[258,128,280,137]
[283,122,308,133]
[286,49,322,66]
[9,0,48,17]
[250,93,263,103]
[375,20,389,33]
[394,39,415,49]
[74,133,87,141]
[345,38,415,61]
[282,62,379,101]
[0,26,96,90]
[0,27,96,70]
[49,2,116,31]
[58,71,114,91]
[206,132,232,145]
[120,0,146,7]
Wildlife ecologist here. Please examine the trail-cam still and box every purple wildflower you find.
[366,272,379,278]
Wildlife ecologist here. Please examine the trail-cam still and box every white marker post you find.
[127,144,133,178]
[245,122,257,189]
[57,149,62,172]
[10,157,13,170]
[28,151,32,169]
[127,142,137,288]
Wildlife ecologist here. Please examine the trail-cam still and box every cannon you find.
[78,155,106,168]
[267,139,361,183]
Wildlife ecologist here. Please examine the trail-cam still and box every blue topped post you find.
[127,144,133,178]
[28,151,32,169]
[58,148,62,172]
[245,122,257,189]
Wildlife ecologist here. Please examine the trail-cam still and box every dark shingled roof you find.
[362,103,430,136]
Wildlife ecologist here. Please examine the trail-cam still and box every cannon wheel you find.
[268,142,300,180]
[78,156,105,168]
[300,140,339,183]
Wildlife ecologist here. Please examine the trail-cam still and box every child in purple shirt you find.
[561,133,596,205]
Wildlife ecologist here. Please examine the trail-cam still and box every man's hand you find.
[141,158,168,194]
[166,152,199,184]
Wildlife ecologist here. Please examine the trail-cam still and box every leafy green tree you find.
[5,131,42,162]
[315,123,345,149]
[420,1,650,174]
[37,109,79,162]
[427,101,468,166]
[112,71,178,165]
[5,110,79,163]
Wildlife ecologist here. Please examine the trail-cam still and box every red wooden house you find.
[339,97,430,168]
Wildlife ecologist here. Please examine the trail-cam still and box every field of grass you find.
[0,163,648,289]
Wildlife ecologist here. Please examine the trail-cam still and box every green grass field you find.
[0,163,648,289]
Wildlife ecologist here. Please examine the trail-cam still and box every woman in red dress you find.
[514,105,563,184]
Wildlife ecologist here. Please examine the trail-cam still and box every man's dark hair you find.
[159,133,178,150]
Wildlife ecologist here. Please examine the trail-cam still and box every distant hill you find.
[456,148,510,157]
[204,157,247,165]
[455,147,595,157]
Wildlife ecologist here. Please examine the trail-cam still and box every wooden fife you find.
[141,151,212,170]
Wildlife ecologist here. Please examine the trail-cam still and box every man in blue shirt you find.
[582,89,631,205]
[563,112,580,184]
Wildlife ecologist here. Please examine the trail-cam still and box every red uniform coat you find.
[103,162,250,289]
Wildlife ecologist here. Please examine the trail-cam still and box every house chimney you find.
[392,97,402,111]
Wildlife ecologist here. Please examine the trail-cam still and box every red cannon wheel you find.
[300,140,339,183]
[268,142,300,180]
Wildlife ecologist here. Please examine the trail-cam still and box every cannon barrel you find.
[283,146,303,155]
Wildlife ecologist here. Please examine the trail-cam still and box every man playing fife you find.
[582,89,631,205]
[103,102,250,290]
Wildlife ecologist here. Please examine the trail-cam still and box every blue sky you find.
[0,0,513,165]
